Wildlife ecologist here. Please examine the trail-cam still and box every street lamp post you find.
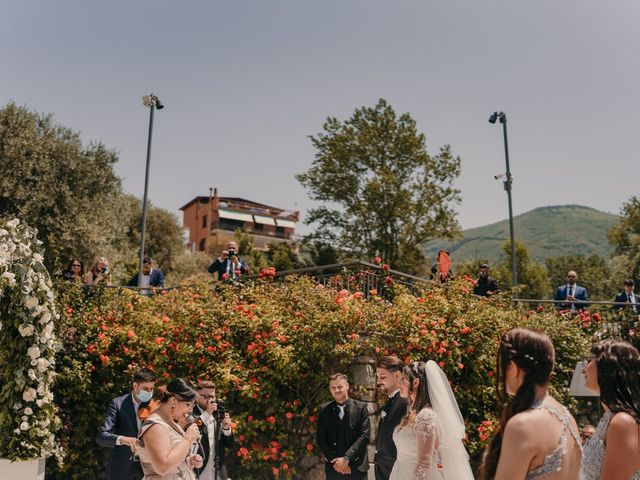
[489,111,517,288]
[138,94,164,287]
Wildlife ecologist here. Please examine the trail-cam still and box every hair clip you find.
[523,353,538,364]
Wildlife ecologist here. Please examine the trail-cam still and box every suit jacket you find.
[127,269,165,288]
[554,284,589,310]
[614,292,640,313]
[192,405,235,477]
[96,393,143,480]
[207,257,248,279]
[374,393,407,480]
[316,398,370,477]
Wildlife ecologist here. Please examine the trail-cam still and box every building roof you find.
[180,196,298,220]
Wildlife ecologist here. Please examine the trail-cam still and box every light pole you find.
[138,94,164,287]
[489,111,517,288]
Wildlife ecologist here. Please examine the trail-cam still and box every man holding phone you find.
[193,381,235,480]
[207,241,249,281]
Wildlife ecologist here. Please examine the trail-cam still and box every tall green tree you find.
[0,102,124,272]
[297,99,461,275]
[0,102,186,283]
[608,196,640,286]
[495,240,549,299]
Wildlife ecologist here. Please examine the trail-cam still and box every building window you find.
[276,226,285,237]
[253,223,264,232]
[202,215,207,229]
[199,239,206,252]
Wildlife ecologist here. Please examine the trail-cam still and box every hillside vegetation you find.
[425,205,618,263]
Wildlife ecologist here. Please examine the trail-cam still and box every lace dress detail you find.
[525,403,582,480]
[581,411,640,480]
[389,408,443,480]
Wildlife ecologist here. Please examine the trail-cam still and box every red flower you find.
[266,415,276,425]
[385,276,393,285]
[285,412,293,419]
[221,273,229,281]
[306,443,314,452]
[372,256,382,265]
[308,415,316,423]
[382,263,390,272]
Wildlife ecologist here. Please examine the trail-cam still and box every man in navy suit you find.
[614,279,640,313]
[96,368,156,480]
[374,356,407,480]
[554,270,589,312]
[207,241,249,281]
[316,373,370,479]
[127,257,164,292]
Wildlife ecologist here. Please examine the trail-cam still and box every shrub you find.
[48,275,592,478]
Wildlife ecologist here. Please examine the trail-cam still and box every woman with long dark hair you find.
[137,378,202,479]
[62,258,84,282]
[389,361,473,480]
[479,328,582,480]
[581,339,640,479]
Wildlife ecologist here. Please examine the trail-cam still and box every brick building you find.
[180,189,299,254]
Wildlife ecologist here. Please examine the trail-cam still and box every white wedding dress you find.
[389,407,443,480]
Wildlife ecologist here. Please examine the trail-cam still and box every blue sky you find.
[3,1,639,234]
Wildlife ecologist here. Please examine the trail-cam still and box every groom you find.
[374,356,407,480]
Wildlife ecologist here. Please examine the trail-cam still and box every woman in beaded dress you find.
[581,339,640,480]
[480,328,582,480]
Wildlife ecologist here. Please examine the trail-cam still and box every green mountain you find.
[424,205,619,263]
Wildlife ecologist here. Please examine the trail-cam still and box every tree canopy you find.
[608,196,640,286]
[0,102,186,281]
[297,99,461,275]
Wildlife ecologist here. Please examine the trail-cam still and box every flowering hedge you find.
[48,275,593,479]
[0,219,61,461]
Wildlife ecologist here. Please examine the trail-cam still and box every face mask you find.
[137,389,153,403]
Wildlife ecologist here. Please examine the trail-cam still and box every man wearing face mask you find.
[96,368,156,480]
[472,263,499,297]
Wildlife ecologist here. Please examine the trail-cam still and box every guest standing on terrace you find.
[553,271,589,312]
[208,241,249,281]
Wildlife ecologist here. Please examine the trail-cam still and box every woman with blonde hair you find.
[84,256,112,286]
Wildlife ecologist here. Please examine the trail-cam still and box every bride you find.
[389,360,474,480]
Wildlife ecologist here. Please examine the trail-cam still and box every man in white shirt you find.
[193,381,235,480]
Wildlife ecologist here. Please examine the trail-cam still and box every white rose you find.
[36,358,50,373]
[40,311,52,324]
[37,383,46,396]
[24,407,33,416]
[23,387,37,402]
[36,399,45,408]
[33,253,44,263]
[1,271,16,286]
[18,323,35,337]
[27,369,37,380]
[20,422,29,431]
[24,296,39,309]
[27,345,40,360]
[7,218,19,228]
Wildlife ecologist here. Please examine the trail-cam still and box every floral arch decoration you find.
[0,218,61,461]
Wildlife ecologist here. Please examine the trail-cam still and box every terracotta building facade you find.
[180,189,299,255]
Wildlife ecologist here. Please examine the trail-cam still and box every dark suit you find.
[473,277,499,297]
[96,393,143,480]
[192,404,235,479]
[316,398,370,480]
[374,392,407,480]
[207,257,248,279]
[554,284,589,311]
[127,268,165,288]
[614,292,640,313]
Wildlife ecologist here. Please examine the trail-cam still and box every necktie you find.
[337,404,345,420]
[628,293,632,303]
[568,285,573,298]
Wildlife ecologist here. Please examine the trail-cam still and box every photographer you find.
[85,256,112,286]
[193,381,234,480]
[207,241,248,281]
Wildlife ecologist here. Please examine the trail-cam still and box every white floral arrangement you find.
[0,218,62,461]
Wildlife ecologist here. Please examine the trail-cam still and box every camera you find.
[227,250,237,258]
[213,399,227,422]
[101,266,109,274]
